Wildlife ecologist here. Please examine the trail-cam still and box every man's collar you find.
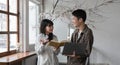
[76,24,88,34]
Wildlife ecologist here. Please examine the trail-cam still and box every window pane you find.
[29,1,39,44]
[9,0,17,13]
[0,34,7,53]
[0,13,7,31]
[10,34,17,50]
[0,0,7,11]
[10,15,17,31]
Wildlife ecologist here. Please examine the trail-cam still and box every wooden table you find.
[0,52,36,65]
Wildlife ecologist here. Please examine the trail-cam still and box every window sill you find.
[0,52,36,65]
[0,50,16,58]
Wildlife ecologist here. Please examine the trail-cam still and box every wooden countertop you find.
[0,52,36,64]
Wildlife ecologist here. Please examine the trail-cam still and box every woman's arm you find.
[35,34,48,55]
[35,42,45,55]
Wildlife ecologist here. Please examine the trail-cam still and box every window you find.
[0,0,19,56]
[29,1,39,44]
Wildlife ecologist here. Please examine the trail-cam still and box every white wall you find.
[90,2,120,65]
[22,55,37,65]
[53,19,68,41]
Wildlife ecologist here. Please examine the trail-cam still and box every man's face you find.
[72,16,81,28]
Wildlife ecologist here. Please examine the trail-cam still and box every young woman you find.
[35,19,60,65]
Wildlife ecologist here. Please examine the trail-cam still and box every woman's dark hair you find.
[72,9,86,22]
[40,19,54,41]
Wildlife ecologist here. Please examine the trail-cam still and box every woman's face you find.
[45,24,53,34]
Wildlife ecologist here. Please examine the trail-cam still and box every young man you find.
[66,9,94,65]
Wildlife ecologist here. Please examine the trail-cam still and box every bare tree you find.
[39,0,120,28]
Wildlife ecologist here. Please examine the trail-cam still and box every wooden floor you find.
[59,63,109,65]
[59,63,66,65]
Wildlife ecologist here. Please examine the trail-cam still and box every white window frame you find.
[20,0,40,52]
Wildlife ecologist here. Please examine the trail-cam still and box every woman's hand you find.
[40,39,49,45]
[53,47,57,51]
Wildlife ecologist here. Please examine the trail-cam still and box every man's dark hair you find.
[40,19,54,41]
[72,9,87,22]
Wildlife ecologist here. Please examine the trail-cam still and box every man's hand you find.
[67,51,75,57]
[65,51,80,58]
